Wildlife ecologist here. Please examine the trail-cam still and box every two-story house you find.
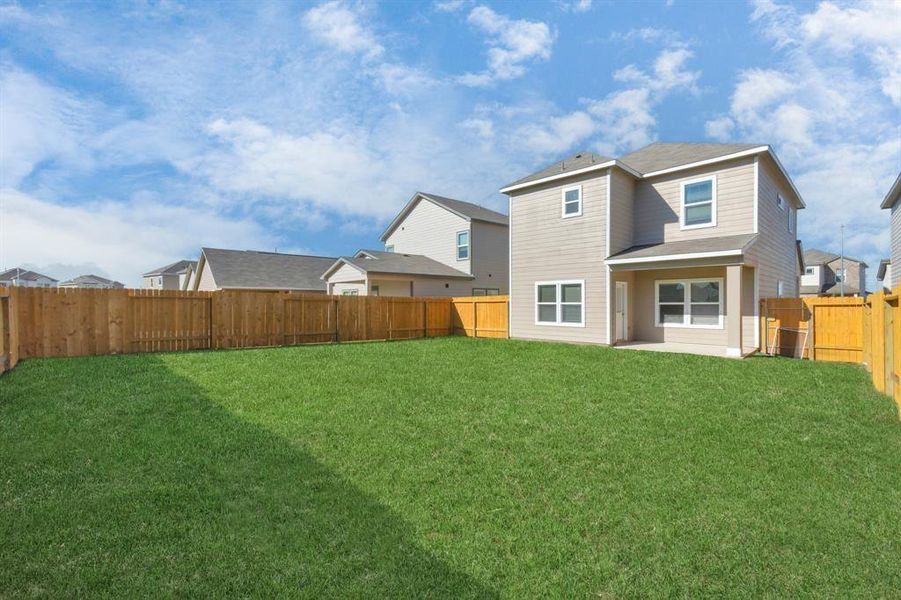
[879,173,901,291]
[502,143,804,358]
[800,249,867,297]
[142,260,197,290]
[322,192,508,296]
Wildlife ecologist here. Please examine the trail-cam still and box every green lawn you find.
[1,338,899,597]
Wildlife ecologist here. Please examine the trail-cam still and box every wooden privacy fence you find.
[0,287,509,364]
[761,293,901,416]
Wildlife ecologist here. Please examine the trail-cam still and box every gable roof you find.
[880,172,901,209]
[501,152,616,190]
[617,142,762,174]
[199,247,337,291]
[803,248,867,267]
[0,267,58,283]
[500,142,805,208]
[322,250,473,280]
[142,259,197,277]
[59,274,124,287]
[380,192,507,242]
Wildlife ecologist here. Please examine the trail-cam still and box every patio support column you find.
[726,264,743,357]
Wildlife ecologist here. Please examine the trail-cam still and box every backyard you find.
[1,337,899,597]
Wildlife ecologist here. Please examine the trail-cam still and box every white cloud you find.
[558,0,592,13]
[303,1,384,60]
[715,0,901,289]
[0,188,275,287]
[459,5,554,85]
[0,65,95,186]
[514,111,597,155]
[434,0,468,12]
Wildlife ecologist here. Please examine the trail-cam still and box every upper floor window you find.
[456,231,469,260]
[777,280,788,297]
[777,193,786,211]
[561,185,582,218]
[835,268,845,283]
[804,267,814,275]
[788,206,796,233]
[385,245,394,253]
[680,176,716,229]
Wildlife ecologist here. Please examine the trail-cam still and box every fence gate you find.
[811,301,864,363]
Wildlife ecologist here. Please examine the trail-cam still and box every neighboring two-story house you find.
[879,173,901,291]
[322,192,508,296]
[142,260,197,290]
[800,249,867,297]
[502,143,804,358]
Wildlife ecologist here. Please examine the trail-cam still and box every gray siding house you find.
[322,192,508,296]
[58,274,125,289]
[142,260,197,290]
[879,173,901,291]
[503,143,804,358]
[800,249,867,297]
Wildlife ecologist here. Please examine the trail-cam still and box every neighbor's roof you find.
[323,250,473,280]
[200,247,336,291]
[380,192,507,241]
[142,259,197,277]
[880,173,901,209]
[877,258,891,281]
[500,142,805,208]
[803,248,867,267]
[59,274,124,287]
[606,233,757,264]
[0,267,58,282]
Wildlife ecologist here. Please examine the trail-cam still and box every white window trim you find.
[777,280,787,297]
[561,184,583,219]
[535,279,585,327]
[788,205,796,233]
[777,193,786,211]
[654,277,724,330]
[456,230,470,261]
[679,175,717,230]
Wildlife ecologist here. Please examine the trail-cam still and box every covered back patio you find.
[607,234,759,358]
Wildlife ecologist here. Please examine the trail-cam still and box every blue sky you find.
[1,0,898,287]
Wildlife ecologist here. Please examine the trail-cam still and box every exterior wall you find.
[746,154,801,298]
[509,169,608,344]
[632,157,755,246]
[0,277,56,288]
[609,169,635,254]
[370,278,411,297]
[884,263,894,292]
[632,266,730,346]
[384,199,471,272]
[825,258,866,295]
[144,274,180,289]
[195,261,218,291]
[800,265,823,288]
[470,221,509,293]
[332,282,367,295]
[892,202,901,289]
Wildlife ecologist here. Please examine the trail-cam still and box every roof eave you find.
[880,174,901,209]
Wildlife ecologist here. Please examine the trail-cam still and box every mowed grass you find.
[1,338,899,598]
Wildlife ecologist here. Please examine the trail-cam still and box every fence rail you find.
[0,288,509,369]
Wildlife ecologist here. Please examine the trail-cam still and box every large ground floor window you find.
[535,280,584,326]
[655,277,723,329]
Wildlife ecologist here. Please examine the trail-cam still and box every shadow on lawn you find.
[0,354,495,597]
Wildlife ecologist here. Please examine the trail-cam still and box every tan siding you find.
[825,258,866,296]
[609,169,635,254]
[470,221,509,293]
[891,202,901,289]
[384,199,471,272]
[195,260,218,291]
[509,170,608,343]
[332,282,367,295]
[633,157,756,245]
[633,266,729,346]
[742,265,757,352]
[747,155,800,298]
[369,279,411,297]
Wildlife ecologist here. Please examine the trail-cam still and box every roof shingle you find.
[202,248,336,291]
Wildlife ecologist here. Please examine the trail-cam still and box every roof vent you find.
[575,153,582,158]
